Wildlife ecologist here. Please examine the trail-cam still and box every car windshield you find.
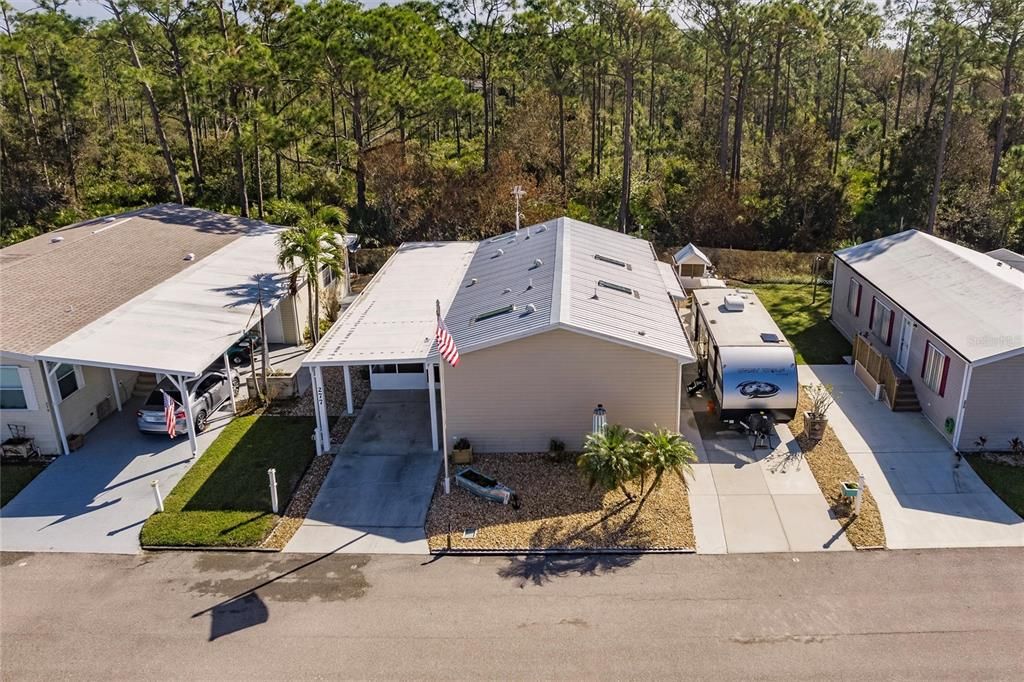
[145,389,181,408]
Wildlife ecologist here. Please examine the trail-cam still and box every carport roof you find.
[37,222,291,377]
[303,241,478,366]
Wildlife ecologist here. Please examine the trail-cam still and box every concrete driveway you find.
[681,403,852,554]
[802,365,1024,549]
[285,390,441,554]
[0,398,228,554]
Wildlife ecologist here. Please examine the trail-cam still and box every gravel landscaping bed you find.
[264,366,370,418]
[426,453,695,552]
[791,393,887,549]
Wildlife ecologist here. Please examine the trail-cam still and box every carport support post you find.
[343,365,354,415]
[176,375,199,459]
[43,361,70,455]
[312,366,331,453]
[427,363,439,452]
[109,368,122,411]
[223,352,236,414]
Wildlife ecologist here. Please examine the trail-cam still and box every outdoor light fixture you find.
[592,404,607,434]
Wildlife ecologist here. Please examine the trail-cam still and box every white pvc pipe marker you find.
[151,480,164,513]
[855,473,865,516]
[268,468,279,514]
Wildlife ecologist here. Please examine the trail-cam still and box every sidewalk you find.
[682,406,852,554]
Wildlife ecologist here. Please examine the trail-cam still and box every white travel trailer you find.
[689,288,798,423]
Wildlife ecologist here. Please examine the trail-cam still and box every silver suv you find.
[136,370,239,435]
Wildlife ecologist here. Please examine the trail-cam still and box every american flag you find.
[435,314,460,368]
[162,390,178,438]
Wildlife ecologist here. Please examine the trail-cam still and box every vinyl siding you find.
[56,365,137,440]
[0,356,59,454]
[442,328,680,453]
[832,260,966,445]
[959,353,1024,451]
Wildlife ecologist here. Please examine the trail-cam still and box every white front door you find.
[896,316,913,371]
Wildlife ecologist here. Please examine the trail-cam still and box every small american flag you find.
[435,306,460,368]
[162,390,178,438]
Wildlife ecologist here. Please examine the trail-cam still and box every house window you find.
[921,341,950,396]
[869,297,894,345]
[847,279,862,316]
[1,366,36,410]
[320,265,334,286]
[54,363,82,401]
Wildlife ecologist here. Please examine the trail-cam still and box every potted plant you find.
[67,433,86,452]
[840,480,859,497]
[546,438,566,462]
[451,437,473,465]
[803,383,834,441]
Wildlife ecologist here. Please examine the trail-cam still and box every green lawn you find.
[1,462,47,507]
[967,457,1024,519]
[140,415,317,547]
[749,283,851,365]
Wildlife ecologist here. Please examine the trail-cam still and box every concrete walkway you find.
[802,365,1024,549]
[682,405,852,554]
[0,398,228,554]
[284,390,440,554]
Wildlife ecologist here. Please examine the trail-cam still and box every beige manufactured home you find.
[0,205,346,456]
[830,230,1024,452]
[303,217,695,456]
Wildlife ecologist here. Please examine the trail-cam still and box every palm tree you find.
[276,209,347,345]
[577,424,640,500]
[635,428,697,505]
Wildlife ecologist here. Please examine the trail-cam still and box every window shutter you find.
[16,367,39,411]
[855,285,862,316]
[938,354,950,397]
[886,310,895,345]
[921,341,930,378]
[869,298,876,330]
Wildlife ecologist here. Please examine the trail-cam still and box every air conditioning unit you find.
[723,294,745,311]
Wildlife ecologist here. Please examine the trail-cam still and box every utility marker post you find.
[268,468,279,514]
[854,473,865,516]
[151,480,164,513]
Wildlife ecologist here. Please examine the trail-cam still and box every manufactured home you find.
[831,230,1024,452]
[690,288,798,423]
[303,217,696,455]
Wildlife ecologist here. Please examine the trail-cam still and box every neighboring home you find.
[831,230,1024,452]
[303,217,695,455]
[0,204,347,456]
[671,243,725,293]
[986,248,1024,273]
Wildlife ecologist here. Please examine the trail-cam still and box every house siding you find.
[1,355,59,454]
[57,365,137,440]
[442,329,680,454]
[959,353,1024,451]
[831,260,966,445]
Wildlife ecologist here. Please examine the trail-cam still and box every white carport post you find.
[43,361,70,455]
[343,365,354,415]
[223,352,237,414]
[173,374,199,459]
[312,366,331,454]
[427,363,438,451]
[109,368,122,411]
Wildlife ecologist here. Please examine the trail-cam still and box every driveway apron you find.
[284,390,441,554]
[802,365,1024,549]
[0,399,227,554]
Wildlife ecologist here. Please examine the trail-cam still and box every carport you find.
[36,228,290,457]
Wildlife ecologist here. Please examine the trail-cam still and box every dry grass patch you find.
[792,393,887,548]
[426,453,695,552]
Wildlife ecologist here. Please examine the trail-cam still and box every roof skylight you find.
[474,304,517,322]
[594,254,632,270]
[598,280,639,298]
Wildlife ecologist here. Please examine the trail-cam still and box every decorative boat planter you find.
[840,481,860,498]
[455,467,518,507]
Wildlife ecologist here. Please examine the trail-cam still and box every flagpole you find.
[436,299,451,495]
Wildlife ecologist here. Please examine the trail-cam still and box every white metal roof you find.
[443,218,694,362]
[693,288,791,348]
[657,261,687,299]
[672,243,712,267]
[303,242,477,366]
[38,225,291,377]
[836,230,1024,362]
[987,248,1024,273]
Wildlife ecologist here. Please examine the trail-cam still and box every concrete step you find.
[132,372,157,397]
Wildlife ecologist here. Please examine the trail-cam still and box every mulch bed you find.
[425,453,695,552]
[791,393,887,549]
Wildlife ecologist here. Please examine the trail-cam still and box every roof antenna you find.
[511,185,526,236]
[592,286,599,300]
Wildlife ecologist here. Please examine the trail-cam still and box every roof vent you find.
[50,236,64,243]
[183,252,196,261]
[595,254,631,270]
[531,258,544,269]
[474,304,517,322]
[468,278,478,287]
[598,280,639,299]
[526,278,533,290]
[760,333,781,344]
[723,294,745,311]
[494,248,504,258]
[525,304,537,314]
[502,287,512,295]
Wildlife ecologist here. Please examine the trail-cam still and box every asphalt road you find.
[2,548,1023,680]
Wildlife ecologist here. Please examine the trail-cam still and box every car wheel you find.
[195,410,209,433]
[231,354,245,366]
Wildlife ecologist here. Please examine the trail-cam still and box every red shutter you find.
[921,340,930,378]
[869,298,876,330]
[886,310,895,345]
[938,354,950,397]
[855,285,862,316]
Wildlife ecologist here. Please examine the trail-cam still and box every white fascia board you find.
[970,346,1024,367]
[34,354,203,378]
